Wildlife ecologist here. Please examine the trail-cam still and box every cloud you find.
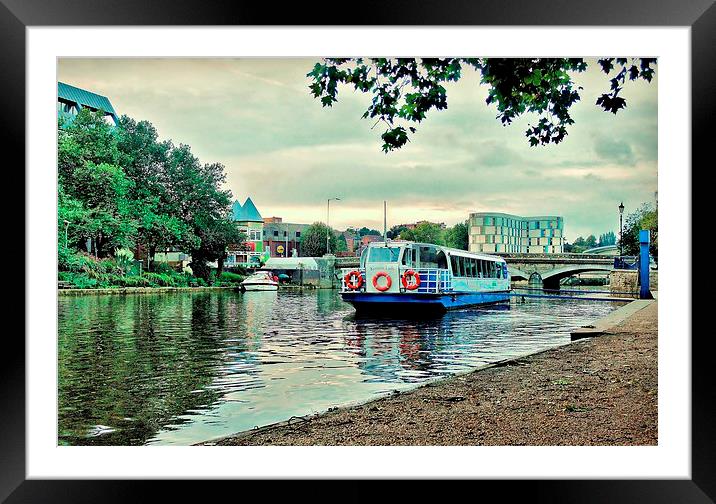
[593,135,637,165]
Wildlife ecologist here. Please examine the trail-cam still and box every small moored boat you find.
[240,271,279,291]
[340,241,510,313]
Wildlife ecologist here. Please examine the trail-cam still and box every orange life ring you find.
[401,269,421,290]
[372,271,392,292]
[344,270,363,290]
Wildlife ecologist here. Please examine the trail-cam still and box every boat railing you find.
[399,268,452,294]
[339,267,452,294]
[340,268,367,292]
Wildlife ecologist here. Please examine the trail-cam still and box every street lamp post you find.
[327,197,340,255]
[618,202,625,256]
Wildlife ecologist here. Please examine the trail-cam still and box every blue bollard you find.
[639,229,650,299]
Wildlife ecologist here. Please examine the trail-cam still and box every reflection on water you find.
[58,290,622,445]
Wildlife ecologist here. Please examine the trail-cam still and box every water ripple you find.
[58,289,622,445]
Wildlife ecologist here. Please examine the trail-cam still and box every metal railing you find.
[614,256,638,270]
[340,268,366,292]
[339,268,452,294]
[400,268,452,294]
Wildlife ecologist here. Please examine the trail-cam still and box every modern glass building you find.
[468,212,564,254]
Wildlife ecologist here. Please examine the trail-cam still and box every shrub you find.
[219,271,245,284]
[153,261,175,274]
[115,248,135,274]
[123,275,150,287]
[143,272,175,287]
[225,265,248,276]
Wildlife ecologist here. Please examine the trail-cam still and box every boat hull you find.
[240,283,278,291]
[341,290,510,313]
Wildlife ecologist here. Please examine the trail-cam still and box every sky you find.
[58,58,657,240]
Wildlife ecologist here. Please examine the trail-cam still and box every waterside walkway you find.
[207,299,657,446]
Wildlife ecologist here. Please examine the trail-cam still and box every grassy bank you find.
[206,299,657,446]
[59,250,245,290]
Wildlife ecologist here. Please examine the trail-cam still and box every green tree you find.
[299,222,338,257]
[358,226,382,237]
[189,215,245,281]
[308,58,656,152]
[444,221,469,250]
[336,233,348,252]
[57,108,241,282]
[58,109,135,257]
[387,224,408,239]
[619,203,658,261]
[585,235,598,249]
[571,236,587,253]
[400,222,445,245]
[598,231,616,247]
[116,116,191,268]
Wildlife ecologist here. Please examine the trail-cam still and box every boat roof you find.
[263,257,319,270]
[365,240,505,262]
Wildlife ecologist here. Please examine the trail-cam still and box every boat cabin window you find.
[402,247,417,267]
[419,246,438,268]
[436,250,448,269]
[450,255,461,276]
[449,255,507,278]
[368,246,401,263]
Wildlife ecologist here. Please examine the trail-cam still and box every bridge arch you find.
[541,264,612,289]
[541,264,613,281]
[528,272,543,286]
[507,267,531,281]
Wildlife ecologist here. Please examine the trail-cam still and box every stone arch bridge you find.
[499,253,614,290]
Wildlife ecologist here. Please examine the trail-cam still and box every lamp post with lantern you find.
[619,202,625,256]
[326,197,340,255]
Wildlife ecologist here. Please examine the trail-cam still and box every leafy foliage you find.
[308,58,656,152]
[444,221,469,250]
[58,109,244,284]
[399,222,445,245]
[619,203,658,261]
[598,231,616,247]
[299,222,338,257]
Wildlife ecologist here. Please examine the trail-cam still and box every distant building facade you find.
[468,212,564,254]
[227,197,265,267]
[263,220,310,257]
[341,231,359,254]
[356,234,384,256]
[57,81,119,127]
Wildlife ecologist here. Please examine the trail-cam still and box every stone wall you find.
[609,270,639,298]
[315,255,339,289]
[649,270,658,291]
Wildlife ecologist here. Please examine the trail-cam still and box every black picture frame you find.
[3,0,710,501]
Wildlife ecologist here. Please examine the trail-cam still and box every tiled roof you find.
[58,81,117,116]
[232,198,263,222]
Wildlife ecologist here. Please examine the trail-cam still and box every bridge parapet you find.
[499,253,615,288]
[497,253,614,262]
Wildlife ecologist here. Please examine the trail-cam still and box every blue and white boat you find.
[340,241,510,313]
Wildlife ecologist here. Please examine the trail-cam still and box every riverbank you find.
[208,299,657,446]
[58,286,238,296]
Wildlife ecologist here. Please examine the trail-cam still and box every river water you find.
[58,289,623,445]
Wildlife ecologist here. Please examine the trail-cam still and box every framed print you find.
[4,0,712,500]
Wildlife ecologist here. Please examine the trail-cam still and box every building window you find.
[273,230,279,237]
[296,231,301,238]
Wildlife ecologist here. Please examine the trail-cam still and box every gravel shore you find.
[210,300,657,446]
